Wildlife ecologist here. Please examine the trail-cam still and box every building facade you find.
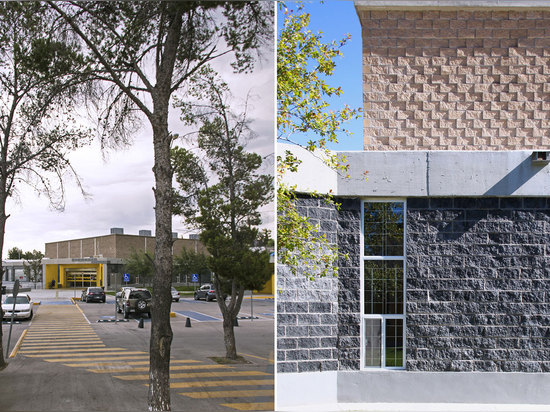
[277,1,550,409]
[43,228,207,289]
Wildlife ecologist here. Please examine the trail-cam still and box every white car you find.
[2,294,33,320]
[171,287,180,302]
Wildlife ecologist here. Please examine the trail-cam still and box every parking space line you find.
[180,389,273,399]
[220,402,274,411]
[240,353,274,364]
[114,371,270,381]
[169,379,274,389]
[174,310,222,322]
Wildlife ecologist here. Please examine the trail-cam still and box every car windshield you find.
[129,290,151,299]
[89,288,103,293]
[4,296,29,304]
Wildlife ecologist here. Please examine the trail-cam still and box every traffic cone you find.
[138,317,144,328]
[185,317,192,327]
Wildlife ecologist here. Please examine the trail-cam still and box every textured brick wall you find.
[277,196,363,373]
[407,197,550,372]
[357,9,550,150]
[277,196,340,373]
[336,198,362,370]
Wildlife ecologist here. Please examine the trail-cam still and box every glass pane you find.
[385,319,404,368]
[364,260,404,315]
[365,318,382,367]
[364,202,404,256]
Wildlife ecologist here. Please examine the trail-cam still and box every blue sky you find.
[277,1,363,151]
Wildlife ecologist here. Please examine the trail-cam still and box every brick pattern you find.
[336,198,362,370]
[358,10,550,150]
[407,197,550,372]
[277,196,340,373]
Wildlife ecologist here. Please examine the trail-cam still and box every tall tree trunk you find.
[148,115,174,411]
[0,190,8,370]
[223,314,237,359]
[218,280,246,360]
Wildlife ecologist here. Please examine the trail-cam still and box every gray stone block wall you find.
[336,198,362,371]
[407,197,550,372]
[277,195,340,373]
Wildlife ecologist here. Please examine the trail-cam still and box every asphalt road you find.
[0,295,274,412]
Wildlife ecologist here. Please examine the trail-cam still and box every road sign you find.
[12,279,20,297]
[191,274,199,283]
[123,273,130,283]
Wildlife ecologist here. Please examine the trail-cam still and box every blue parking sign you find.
[191,274,199,283]
[123,273,130,283]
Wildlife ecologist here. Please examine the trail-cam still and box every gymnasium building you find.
[42,228,207,289]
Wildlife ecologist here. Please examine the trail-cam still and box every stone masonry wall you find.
[336,198,362,370]
[357,9,550,150]
[407,197,550,372]
[277,195,340,373]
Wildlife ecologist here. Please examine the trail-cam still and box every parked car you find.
[171,287,180,302]
[81,287,106,303]
[117,288,152,319]
[2,294,33,320]
[193,284,226,302]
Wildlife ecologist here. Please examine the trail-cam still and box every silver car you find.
[171,287,180,302]
[2,294,33,320]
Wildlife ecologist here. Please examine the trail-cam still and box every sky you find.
[277,1,363,152]
[3,20,275,255]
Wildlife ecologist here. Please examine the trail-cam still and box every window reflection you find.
[364,260,404,315]
[364,202,404,256]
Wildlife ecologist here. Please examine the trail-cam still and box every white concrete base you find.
[276,371,337,410]
[277,402,550,412]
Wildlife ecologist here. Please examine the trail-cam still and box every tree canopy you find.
[277,3,361,278]
[172,76,273,359]
[48,2,273,409]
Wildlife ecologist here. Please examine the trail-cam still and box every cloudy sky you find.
[4,26,275,255]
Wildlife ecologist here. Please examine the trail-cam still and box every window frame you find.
[360,199,407,370]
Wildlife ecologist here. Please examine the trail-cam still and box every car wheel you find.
[206,295,212,302]
[194,293,198,300]
[175,299,179,302]
[137,299,147,311]
[28,311,33,320]
[102,298,106,303]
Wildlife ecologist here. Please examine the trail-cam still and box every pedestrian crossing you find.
[18,304,273,411]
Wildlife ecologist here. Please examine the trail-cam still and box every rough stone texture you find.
[277,195,340,373]
[277,196,363,373]
[357,9,550,150]
[407,197,550,372]
[336,198,362,371]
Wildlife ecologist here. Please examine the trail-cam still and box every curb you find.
[9,329,27,358]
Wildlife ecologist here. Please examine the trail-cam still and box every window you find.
[362,201,405,369]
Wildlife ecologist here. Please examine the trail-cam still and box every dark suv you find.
[81,287,106,303]
[116,288,152,318]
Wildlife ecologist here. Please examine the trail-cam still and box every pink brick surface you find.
[359,10,550,150]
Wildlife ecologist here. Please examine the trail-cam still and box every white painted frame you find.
[360,199,407,371]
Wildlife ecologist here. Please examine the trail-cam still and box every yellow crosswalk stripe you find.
[20,347,119,353]
[180,389,273,399]
[43,355,150,362]
[21,343,105,347]
[21,341,102,346]
[221,402,274,411]
[88,364,231,373]
[114,371,270,380]
[169,379,274,389]
[25,351,146,358]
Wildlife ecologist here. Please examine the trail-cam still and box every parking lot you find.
[0,290,274,411]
